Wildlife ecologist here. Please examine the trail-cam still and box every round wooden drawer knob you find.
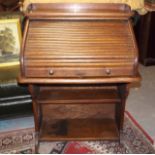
[105,69,111,75]
[49,69,54,75]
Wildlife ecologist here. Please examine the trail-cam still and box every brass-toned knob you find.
[105,69,111,75]
[49,69,54,75]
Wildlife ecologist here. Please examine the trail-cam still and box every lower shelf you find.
[39,119,119,141]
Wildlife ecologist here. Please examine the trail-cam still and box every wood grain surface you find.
[18,3,140,148]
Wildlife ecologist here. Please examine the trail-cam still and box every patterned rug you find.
[0,112,155,154]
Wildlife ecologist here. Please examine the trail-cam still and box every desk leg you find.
[28,85,41,153]
[116,84,129,131]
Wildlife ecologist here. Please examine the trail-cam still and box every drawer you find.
[25,67,134,78]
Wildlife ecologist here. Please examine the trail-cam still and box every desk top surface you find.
[22,0,146,14]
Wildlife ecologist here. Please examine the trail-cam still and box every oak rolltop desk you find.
[18,3,140,149]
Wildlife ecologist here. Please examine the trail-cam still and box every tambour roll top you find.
[19,3,140,84]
